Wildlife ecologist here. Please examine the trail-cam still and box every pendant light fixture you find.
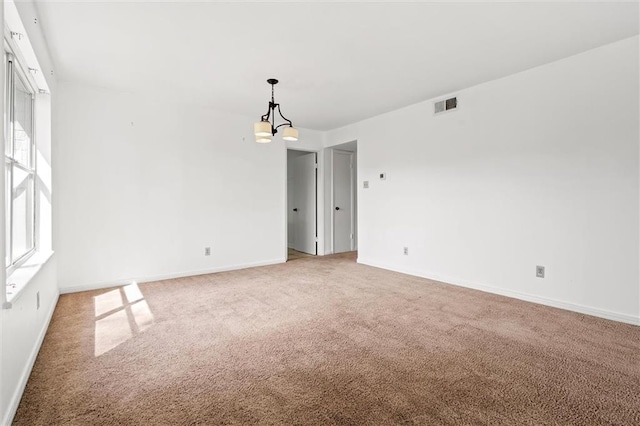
[253,78,298,143]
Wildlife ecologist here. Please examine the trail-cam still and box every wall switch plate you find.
[380,173,386,180]
[536,265,545,278]
[205,247,211,256]
[363,181,369,189]
[403,247,409,255]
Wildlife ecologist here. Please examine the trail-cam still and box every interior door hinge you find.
[314,163,318,169]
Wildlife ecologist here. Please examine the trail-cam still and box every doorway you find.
[287,150,317,260]
[331,141,357,254]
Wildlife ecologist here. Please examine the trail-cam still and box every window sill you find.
[4,250,54,308]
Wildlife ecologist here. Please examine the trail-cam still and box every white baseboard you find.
[60,258,286,294]
[357,257,640,326]
[3,290,60,426]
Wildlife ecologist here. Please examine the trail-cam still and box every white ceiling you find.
[32,1,639,131]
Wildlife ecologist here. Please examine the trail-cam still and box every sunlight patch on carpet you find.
[94,282,155,356]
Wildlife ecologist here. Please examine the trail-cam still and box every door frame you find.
[330,148,356,254]
[285,148,320,259]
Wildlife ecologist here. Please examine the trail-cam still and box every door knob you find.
[293,208,298,212]
[335,207,340,210]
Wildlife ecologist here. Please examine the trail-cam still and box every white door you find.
[333,150,353,253]
[291,152,317,255]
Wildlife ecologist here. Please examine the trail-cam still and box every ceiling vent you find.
[434,96,457,115]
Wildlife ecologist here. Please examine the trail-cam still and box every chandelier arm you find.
[274,122,293,131]
[275,103,294,128]
[260,103,273,122]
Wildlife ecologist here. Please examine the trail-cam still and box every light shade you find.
[255,135,272,143]
[254,121,272,137]
[282,126,299,141]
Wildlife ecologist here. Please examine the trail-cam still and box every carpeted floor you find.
[287,248,315,261]
[13,252,640,425]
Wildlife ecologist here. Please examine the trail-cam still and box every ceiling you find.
[32,1,639,131]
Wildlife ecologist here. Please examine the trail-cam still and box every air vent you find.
[434,96,458,115]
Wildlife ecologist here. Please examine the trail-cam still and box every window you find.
[5,51,36,272]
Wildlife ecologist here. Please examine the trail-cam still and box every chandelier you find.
[253,78,298,143]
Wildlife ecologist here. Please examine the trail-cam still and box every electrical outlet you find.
[403,247,409,255]
[205,247,211,256]
[363,180,369,189]
[536,265,545,278]
[36,291,40,310]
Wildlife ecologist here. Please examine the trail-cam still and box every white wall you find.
[1,1,58,424]
[350,36,639,324]
[1,258,57,425]
[54,83,325,291]
[325,125,358,149]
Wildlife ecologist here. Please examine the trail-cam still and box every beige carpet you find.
[287,248,314,261]
[14,252,640,425]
